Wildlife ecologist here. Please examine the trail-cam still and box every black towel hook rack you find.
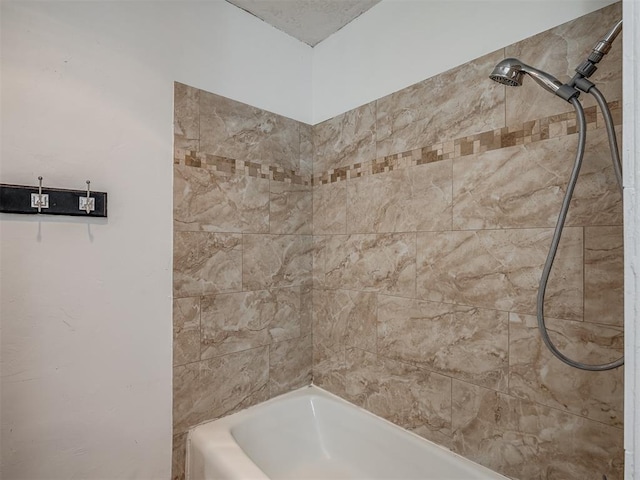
[0,177,107,217]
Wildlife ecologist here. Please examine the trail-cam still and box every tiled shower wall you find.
[172,3,623,479]
[312,3,623,479]
[171,86,314,478]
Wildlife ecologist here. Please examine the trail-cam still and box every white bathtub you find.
[187,385,508,480]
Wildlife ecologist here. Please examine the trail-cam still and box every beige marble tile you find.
[171,433,187,480]
[300,122,314,177]
[566,125,623,226]
[324,233,416,297]
[313,182,347,235]
[173,347,269,434]
[242,235,312,290]
[200,287,301,359]
[585,226,624,326]
[173,297,200,366]
[378,296,508,391]
[451,380,623,480]
[453,137,569,230]
[270,182,312,235]
[376,50,505,158]
[347,160,452,234]
[505,2,622,125]
[313,102,376,174]
[509,313,623,427]
[174,165,269,233]
[174,136,199,165]
[345,348,452,448]
[312,339,346,398]
[417,228,583,320]
[313,289,377,353]
[453,127,622,230]
[173,232,242,298]
[311,236,327,288]
[199,90,300,171]
[174,82,199,152]
[300,284,312,337]
[269,335,312,397]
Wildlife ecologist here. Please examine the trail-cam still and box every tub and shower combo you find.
[185,19,624,480]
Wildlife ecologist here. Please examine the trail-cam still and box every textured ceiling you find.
[226,0,382,47]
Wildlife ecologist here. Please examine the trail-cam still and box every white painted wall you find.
[622,1,640,477]
[0,1,311,479]
[312,0,618,123]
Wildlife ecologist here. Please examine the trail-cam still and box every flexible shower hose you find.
[537,92,624,371]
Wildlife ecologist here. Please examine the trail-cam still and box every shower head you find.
[489,58,525,87]
[490,58,580,102]
[489,58,564,94]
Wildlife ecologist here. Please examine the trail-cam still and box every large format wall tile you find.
[566,125,622,226]
[243,235,312,290]
[453,127,622,230]
[269,335,312,397]
[313,182,347,235]
[172,433,187,480]
[199,90,300,171]
[377,296,508,391]
[173,232,242,298]
[347,161,452,233]
[174,165,269,233]
[174,82,199,153]
[505,2,622,125]
[453,137,570,230]
[509,313,623,427]
[300,123,314,176]
[173,347,270,434]
[270,181,312,235]
[313,102,376,173]
[313,338,347,398]
[451,380,623,480]
[200,287,302,359]
[585,226,624,326]
[173,297,200,366]
[311,236,328,288]
[324,234,416,297]
[300,285,313,337]
[376,50,505,158]
[416,228,583,320]
[345,348,453,447]
[313,289,377,353]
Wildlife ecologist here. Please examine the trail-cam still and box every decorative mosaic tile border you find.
[174,150,312,186]
[312,101,621,185]
[173,101,620,187]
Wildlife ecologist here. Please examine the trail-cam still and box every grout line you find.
[507,311,511,395]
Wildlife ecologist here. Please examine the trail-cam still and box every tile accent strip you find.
[174,101,620,187]
[173,151,313,186]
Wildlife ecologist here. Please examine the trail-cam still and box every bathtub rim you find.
[185,383,510,480]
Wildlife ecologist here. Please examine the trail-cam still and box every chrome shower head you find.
[489,59,525,87]
[489,58,565,95]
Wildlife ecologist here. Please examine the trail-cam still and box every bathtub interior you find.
[189,386,508,480]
